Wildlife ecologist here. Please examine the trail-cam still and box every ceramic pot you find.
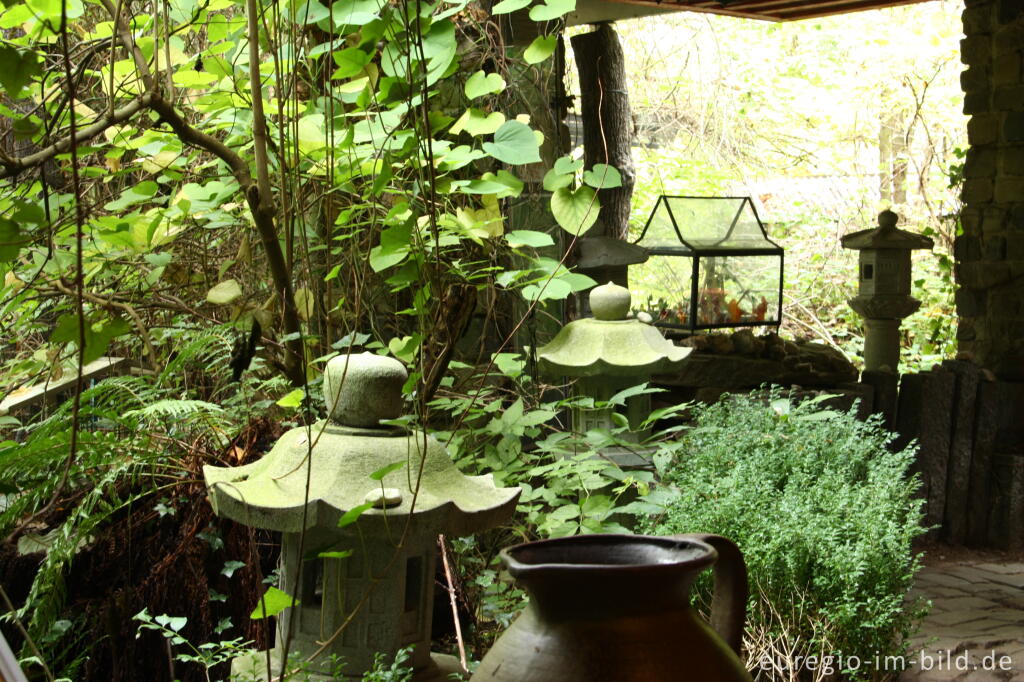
[470,533,753,682]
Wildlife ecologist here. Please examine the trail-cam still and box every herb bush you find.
[643,392,926,681]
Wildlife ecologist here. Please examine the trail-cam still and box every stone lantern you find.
[203,353,520,680]
[536,282,691,460]
[841,210,933,373]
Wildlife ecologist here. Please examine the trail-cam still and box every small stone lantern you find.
[841,210,933,373]
[203,353,520,680]
[536,282,691,459]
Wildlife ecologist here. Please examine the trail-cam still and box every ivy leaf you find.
[330,0,382,26]
[221,560,246,578]
[542,167,574,191]
[318,549,354,559]
[483,121,541,165]
[465,70,506,100]
[337,501,374,529]
[528,0,575,21]
[0,46,41,99]
[206,279,242,305]
[490,0,530,14]
[0,218,22,261]
[583,163,623,189]
[331,47,371,79]
[551,185,599,235]
[249,587,300,620]
[506,230,554,248]
[369,460,405,481]
[387,334,420,363]
[449,109,505,136]
[521,278,572,301]
[462,170,523,198]
[524,35,557,64]
[50,315,130,364]
[276,389,305,408]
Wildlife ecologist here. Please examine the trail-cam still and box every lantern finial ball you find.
[323,352,406,427]
[590,282,631,320]
[878,209,898,231]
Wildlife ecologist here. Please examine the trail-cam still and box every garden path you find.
[900,550,1024,681]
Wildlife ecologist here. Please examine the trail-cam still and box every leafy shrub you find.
[643,392,926,681]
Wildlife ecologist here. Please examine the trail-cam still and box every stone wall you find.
[957,0,1024,380]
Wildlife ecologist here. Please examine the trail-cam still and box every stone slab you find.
[942,361,982,545]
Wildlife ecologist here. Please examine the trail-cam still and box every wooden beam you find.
[571,0,937,22]
[0,357,128,415]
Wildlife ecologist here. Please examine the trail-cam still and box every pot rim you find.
[500,533,717,576]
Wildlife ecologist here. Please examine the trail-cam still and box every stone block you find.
[961,206,984,234]
[957,318,977,341]
[962,35,993,65]
[993,84,1024,110]
[982,205,1010,234]
[958,261,1013,289]
[992,52,1022,85]
[962,65,991,93]
[895,370,957,538]
[956,234,984,262]
[1004,111,1024,142]
[956,287,988,317]
[963,4,993,34]
[963,178,995,203]
[860,370,897,429]
[1011,204,1024,229]
[987,453,1024,550]
[1007,233,1024,259]
[968,113,1001,145]
[941,360,982,545]
[965,148,998,178]
[995,177,1024,201]
[997,0,1024,23]
[985,235,1008,260]
[997,145,1024,175]
[965,91,992,115]
[993,20,1024,57]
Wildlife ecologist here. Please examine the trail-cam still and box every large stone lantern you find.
[203,353,520,680]
[537,282,691,454]
[841,210,933,373]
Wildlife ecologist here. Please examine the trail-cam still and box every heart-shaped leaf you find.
[483,121,541,165]
[206,279,243,304]
[465,70,506,100]
[450,109,505,136]
[524,35,557,64]
[583,163,623,189]
[490,0,530,13]
[529,0,575,21]
[551,185,599,235]
[250,587,300,620]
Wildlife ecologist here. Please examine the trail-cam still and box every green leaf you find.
[0,218,22,261]
[50,315,130,364]
[369,222,412,272]
[331,47,371,79]
[221,560,246,578]
[465,70,505,100]
[554,156,583,174]
[250,587,300,620]
[293,0,329,23]
[0,45,40,99]
[490,0,530,13]
[583,163,622,189]
[542,167,574,191]
[551,185,599,235]
[524,35,557,64]
[318,549,354,559]
[369,460,404,481]
[521,278,572,301]
[506,230,554,248]
[449,109,505,137]
[331,0,382,25]
[104,181,160,211]
[387,334,420,363]
[558,271,597,292]
[529,0,574,21]
[482,121,541,165]
[462,170,523,198]
[206,279,242,305]
[337,501,374,529]
[155,614,188,632]
[276,389,305,408]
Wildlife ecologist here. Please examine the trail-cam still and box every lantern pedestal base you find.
[230,650,467,681]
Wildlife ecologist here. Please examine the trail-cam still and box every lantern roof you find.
[537,283,692,377]
[203,353,520,534]
[841,209,934,251]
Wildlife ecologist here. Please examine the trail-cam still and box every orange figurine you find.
[753,296,768,322]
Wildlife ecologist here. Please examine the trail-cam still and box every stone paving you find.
[900,558,1024,681]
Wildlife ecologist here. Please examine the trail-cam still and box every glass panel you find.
[695,255,780,326]
[629,254,693,326]
[637,198,690,251]
[638,197,776,251]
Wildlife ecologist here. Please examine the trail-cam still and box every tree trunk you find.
[570,23,635,241]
